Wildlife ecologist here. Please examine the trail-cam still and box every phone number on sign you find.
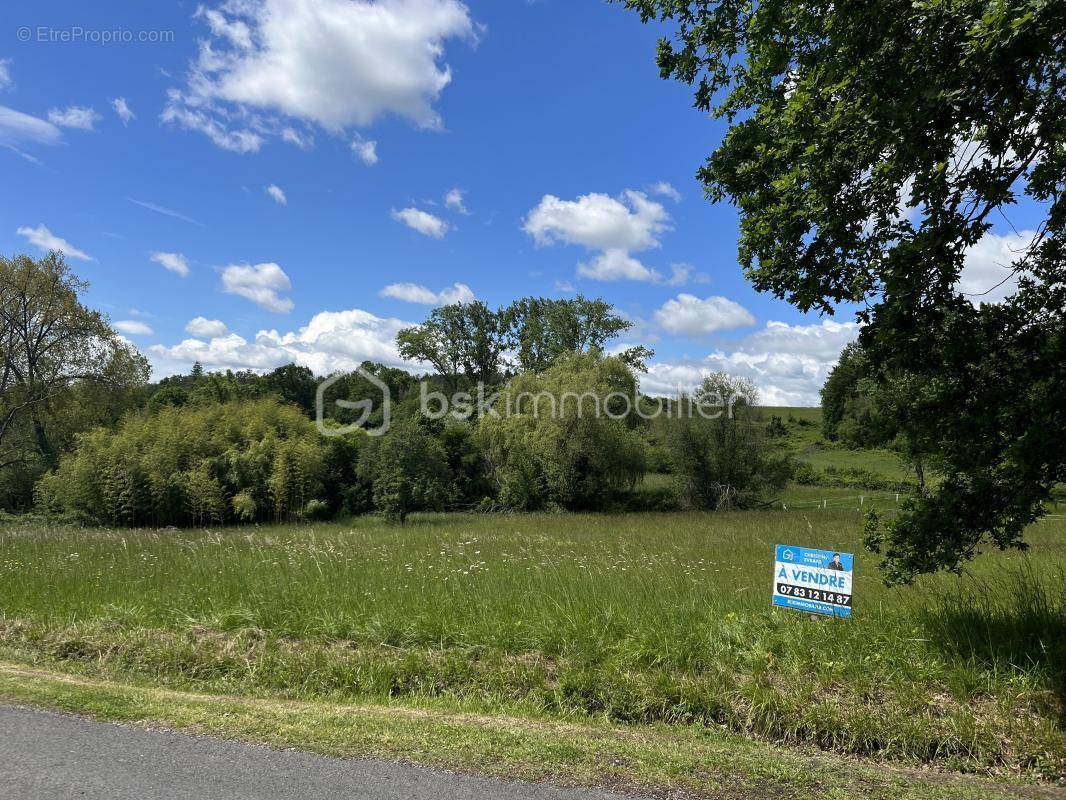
[776,583,852,606]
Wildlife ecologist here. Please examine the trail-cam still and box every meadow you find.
[1,506,1063,781]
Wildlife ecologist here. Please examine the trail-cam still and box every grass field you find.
[1,510,1063,788]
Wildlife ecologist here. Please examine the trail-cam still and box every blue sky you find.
[0,0,1040,404]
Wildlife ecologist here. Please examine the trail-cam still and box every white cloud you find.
[577,249,659,282]
[525,190,669,252]
[654,294,755,336]
[282,127,313,148]
[0,106,62,147]
[555,279,575,293]
[16,224,91,261]
[650,181,681,202]
[351,135,378,165]
[642,319,862,406]
[185,316,229,338]
[742,319,862,361]
[0,60,11,91]
[163,0,475,152]
[150,251,191,278]
[524,189,673,284]
[160,98,264,153]
[391,207,449,239]
[445,187,469,215]
[111,97,135,125]
[956,230,1036,305]
[149,307,418,376]
[265,184,287,205]
[128,197,204,226]
[47,105,101,130]
[114,320,154,336]
[380,282,475,305]
[220,262,294,313]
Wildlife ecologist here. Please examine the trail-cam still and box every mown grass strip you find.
[0,661,1060,800]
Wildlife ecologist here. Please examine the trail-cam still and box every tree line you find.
[6,252,786,529]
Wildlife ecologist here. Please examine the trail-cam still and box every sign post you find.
[772,545,853,618]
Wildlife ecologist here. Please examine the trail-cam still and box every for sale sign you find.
[772,545,853,618]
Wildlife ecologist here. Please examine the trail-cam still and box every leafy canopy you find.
[622,0,1064,582]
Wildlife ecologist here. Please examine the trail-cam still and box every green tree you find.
[397,302,506,390]
[477,352,646,511]
[262,364,318,414]
[503,296,637,373]
[669,374,788,510]
[357,418,450,523]
[0,252,147,506]
[622,0,1064,581]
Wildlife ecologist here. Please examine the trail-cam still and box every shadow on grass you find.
[918,563,1066,726]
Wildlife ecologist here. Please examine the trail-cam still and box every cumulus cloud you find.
[0,106,63,147]
[150,251,190,277]
[185,316,229,338]
[47,105,101,130]
[380,281,475,305]
[111,97,135,125]
[650,181,681,202]
[524,189,674,283]
[351,135,378,165]
[162,0,475,153]
[114,320,154,336]
[525,190,668,252]
[956,230,1037,305]
[445,187,469,215]
[16,224,91,260]
[149,307,417,376]
[391,207,449,239]
[653,294,756,336]
[220,262,294,313]
[265,184,287,205]
[642,319,862,406]
[577,249,659,282]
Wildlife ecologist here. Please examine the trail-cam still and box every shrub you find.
[36,398,330,527]
[669,374,788,510]
[357,418,451,523]
[477,352,646,511]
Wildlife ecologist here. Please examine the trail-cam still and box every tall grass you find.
[1,509,1063,776]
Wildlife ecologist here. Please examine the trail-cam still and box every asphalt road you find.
[0,705,643,800]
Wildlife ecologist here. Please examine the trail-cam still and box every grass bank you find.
[1,510,1063,780]
[0,662,1059,800]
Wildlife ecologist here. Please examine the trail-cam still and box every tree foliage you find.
[477,352,647,510]
[357,418,451,523]
[503,295,636,373]
[37,398,334,526]
[397,301,508,389]
[0,252,148,507]
[622,0,1065,581]
[669,374,789,510]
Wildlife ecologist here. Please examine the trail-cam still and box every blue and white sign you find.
[772,545,853,618]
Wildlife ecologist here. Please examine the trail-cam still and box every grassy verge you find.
[0,660,1059,800]
[1,512,1063,780]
